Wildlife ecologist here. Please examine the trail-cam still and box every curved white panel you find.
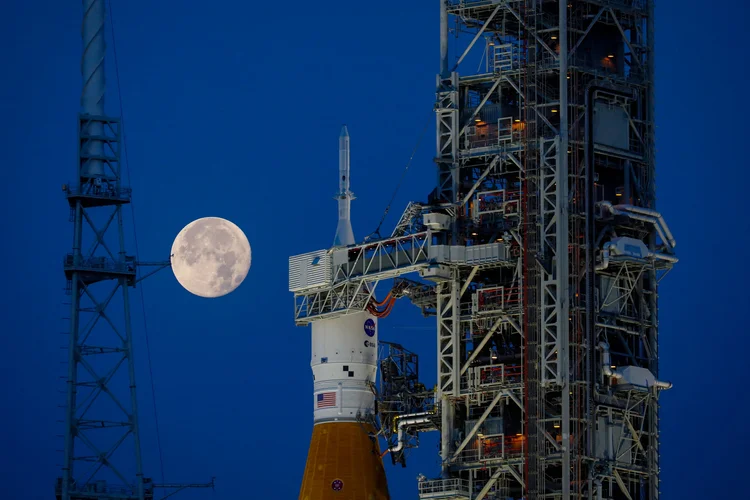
[310,312,378,422]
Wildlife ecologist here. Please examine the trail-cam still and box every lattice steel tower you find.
[289,1,677,499]
[56,3,215,499]
[57,1,146,498]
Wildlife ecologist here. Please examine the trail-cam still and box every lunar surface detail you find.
[170,217,252,298]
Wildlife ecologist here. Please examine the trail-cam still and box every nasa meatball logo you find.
[364,318,376,337]
[331,479,344,492]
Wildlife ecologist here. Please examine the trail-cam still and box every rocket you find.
[333,126,355,247]
[299,128,390,500]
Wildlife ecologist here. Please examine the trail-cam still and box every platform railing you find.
[418,478,470,499]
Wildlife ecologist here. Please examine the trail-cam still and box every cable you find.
[369,111,432,240]
[108,0,166,486]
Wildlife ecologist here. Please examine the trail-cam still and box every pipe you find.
[627,213,670,251]
[598,202,675,251]
[598,342,623,380]
[650,252,678,264]
[386,413,434,455]
[653,379,673,390]
[595,242,612,271]
[614,204,676,249]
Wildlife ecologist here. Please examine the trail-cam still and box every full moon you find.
[170,217,252,298]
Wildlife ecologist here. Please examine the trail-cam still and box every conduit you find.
[597,201,676,252]
[614,204,676,249]
[383,412,434,456]
[598,342,623,380]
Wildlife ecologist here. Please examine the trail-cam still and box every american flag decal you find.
[317,392,336,408]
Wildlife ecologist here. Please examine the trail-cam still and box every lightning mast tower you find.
[58,1,146,498]
[57,3,214,499]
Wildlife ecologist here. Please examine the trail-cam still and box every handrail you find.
[63,254,136,274]
[63,184,132,198]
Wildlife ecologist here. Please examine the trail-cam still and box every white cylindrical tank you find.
[311,312,378,423]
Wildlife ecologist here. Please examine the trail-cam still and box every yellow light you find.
[515,119,521,123]
[615,193,622,197]
[551,36,558,40]
[472,232,478,236]
[553,424,561,429]
[608,54,615,58]
[611,365,617,369]
[475,117,482,122]
[516,433,523,436]
[551,109,558,113]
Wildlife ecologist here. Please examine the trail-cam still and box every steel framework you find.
[419,1,677,499]
[288,1,676,498]
[58,1,147,497]
[57,3,212,499]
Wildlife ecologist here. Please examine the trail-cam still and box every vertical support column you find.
[558,1,571,498]
[435,71,460,217]
[436,275,459,477]
[646,4,660,499]
[62,201,83,500]
[437,2,460,474]
[646,0,656,206]
[80,0,106,178]
[440,0,448,79]
[119,207,145,500]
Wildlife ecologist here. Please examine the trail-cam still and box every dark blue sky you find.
[2,1,747,498]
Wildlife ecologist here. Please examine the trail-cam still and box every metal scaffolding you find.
[58,1,146,497]
[419,1,676,498]
[288,1,676,498]
[57,3,212,499]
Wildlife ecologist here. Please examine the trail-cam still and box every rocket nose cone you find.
[340,125,349,138]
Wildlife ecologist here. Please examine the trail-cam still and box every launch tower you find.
[290,1,676,499]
